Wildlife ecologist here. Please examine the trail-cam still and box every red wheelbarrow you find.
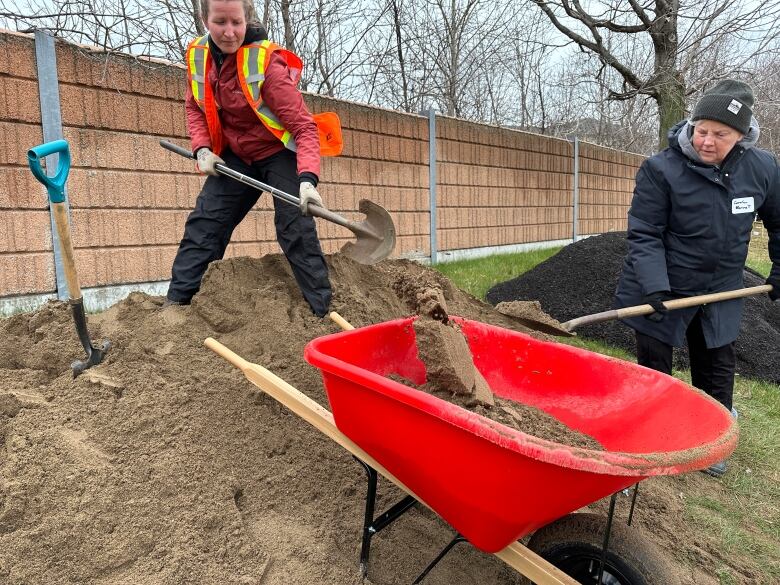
[206,315,737,584]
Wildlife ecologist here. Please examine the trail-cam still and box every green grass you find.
[746,257,771,278]
[746,236,772,277]
[434,246,780,583]
[433,247,561,300]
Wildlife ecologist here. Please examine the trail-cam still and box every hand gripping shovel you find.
[28,140,110,376]
[497,284,774,337]
[160,141,396,265]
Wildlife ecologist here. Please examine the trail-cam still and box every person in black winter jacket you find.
[614,79,780,478]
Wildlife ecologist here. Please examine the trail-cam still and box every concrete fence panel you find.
[0,29,645,312]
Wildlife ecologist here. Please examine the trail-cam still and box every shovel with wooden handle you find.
[160,140,396,265]
[497,284,774,338]
[28,140,110,377]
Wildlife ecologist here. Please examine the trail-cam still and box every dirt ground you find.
[0,253,761,584]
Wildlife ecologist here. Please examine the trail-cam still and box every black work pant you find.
[636,310,736,410]
[167,149,331,316]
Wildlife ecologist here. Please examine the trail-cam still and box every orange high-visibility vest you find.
[185,35,342,157]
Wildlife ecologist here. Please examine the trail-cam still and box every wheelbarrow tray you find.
[303,316,738,553]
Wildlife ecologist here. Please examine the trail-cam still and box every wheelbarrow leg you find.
[627,482,640,526]
[596,482,642,581]
[354,457,418,577]
[596,493,618,584]
[412,533,467,584]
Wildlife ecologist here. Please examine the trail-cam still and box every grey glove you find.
[196,147,224,176]
[299,181,323,215]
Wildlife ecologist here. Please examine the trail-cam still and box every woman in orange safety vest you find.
[165,0,332,317]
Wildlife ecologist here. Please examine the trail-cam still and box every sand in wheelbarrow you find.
[393,282,603,450]
[486,231,780,384]
[0,252,761,585]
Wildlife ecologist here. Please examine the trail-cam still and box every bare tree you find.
[4,0,778,156]
[262,0,388,97]
[503,8,566,132]
[418,0,513,117]
[279,0,295,52]
[1,0,200,60]
[528,0,780,147]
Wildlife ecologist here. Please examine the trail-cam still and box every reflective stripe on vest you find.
[185,35,224,155]
[185,35,301,153]
[236,40,300,152]
[187,36,209,104]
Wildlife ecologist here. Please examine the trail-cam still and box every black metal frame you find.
[354,457,471,583]
[352,455,644,584]
[596,482,641,583]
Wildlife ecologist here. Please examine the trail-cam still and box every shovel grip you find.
[160,140,195,160]
[51,202,82,300]
[205,337,249,371]
[28,140,71,203]
[328,311,355,331]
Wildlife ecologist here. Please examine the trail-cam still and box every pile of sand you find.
[0,253,759,584]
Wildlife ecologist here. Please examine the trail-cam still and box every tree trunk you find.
[191,0,205,35]
[281,0,295,53]
[650,0,684,148]
[655,74,686,148]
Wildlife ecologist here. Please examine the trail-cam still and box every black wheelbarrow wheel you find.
[521,513,681,585]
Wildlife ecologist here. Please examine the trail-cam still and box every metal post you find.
[34,29,70,300]
[426,107,438,264]
[572,135,580,243]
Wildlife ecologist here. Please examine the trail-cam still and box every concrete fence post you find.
[571,135,580,243]
[34,29,70,300]
[424,106,438,264]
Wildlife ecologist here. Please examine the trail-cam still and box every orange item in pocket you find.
[313,111,343,157]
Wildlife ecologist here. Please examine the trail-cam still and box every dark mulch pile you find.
[486,232,780,384]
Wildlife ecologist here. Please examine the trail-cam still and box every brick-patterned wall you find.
[437,119,574,249]
[0,30,643,299]
[578,143,645,235]
[1,32,51,295]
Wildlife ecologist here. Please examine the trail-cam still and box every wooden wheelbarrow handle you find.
[204,335,579,585]
[563,284,773,331]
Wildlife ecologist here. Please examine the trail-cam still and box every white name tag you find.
[732,197,754,214]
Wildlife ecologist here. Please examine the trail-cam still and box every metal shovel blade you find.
[337,199,396,265]
[70,299,111,377]
[72,340,111,377]
[495,301,575,337]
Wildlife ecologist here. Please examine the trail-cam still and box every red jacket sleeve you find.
[185,80,212,154]
[262,52,321,178]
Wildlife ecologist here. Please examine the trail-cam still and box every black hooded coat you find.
[615,120,780,347]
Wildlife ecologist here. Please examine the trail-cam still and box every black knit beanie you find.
[691,79,754,135]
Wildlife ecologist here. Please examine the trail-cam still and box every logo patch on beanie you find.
[728,99,743,114]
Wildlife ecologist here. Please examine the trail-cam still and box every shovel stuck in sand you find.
[28,140,110,376]
[160,140,396,265]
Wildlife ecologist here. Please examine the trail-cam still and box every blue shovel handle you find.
[28,140,71,204]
